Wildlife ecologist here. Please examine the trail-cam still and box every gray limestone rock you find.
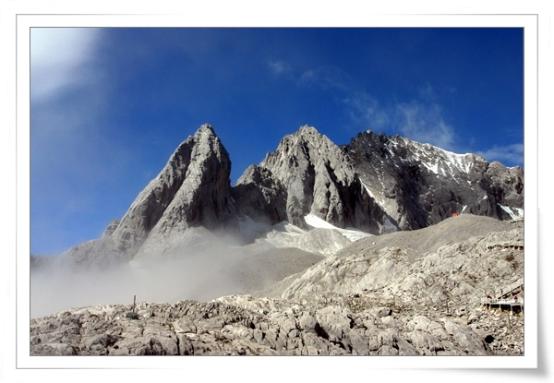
[115,124,235,252]
[48,123,524,267]
[232,165,287,225]
[65,124,236,262]
[257,125,388,231]
[345,130,523,230]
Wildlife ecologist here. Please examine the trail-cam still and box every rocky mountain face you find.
[345,131,524,230]
[110,124,235,254]
[232,165,287,225]
[234,125,523,234]
[249,126,387,232]
[59,123,522,263]
[31,123,525,356]
[61,124,235,264]
[31,215,524,356]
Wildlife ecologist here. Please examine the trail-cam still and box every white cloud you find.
[31,28,123,238]
[267,59,291,76]
[479,143,524,165]
[31,28,102,101]
[343,91,389,130]
[268,62,459,151]
[394,101,455,149]
[344,91,456,149]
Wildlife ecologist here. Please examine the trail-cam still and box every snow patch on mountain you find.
[258,222,348,256]
[422,161,440,175]
[304,214,370,242]
[254,215,370,257]
[442,148,474,173]
[360,180,385,207]
[497,204,524,221]
[394,137,477,178]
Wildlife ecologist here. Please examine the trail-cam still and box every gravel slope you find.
[31,215,524,356]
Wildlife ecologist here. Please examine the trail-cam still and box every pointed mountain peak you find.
[195,123,217,137]
[279,125,331,147]
[288,125,335,143]
[295,124,320,136]
[108,122,233,255]
[197,122,215,134]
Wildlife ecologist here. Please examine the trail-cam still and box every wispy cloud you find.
[343,89,456,149]
[342,91,389,131]
[268,61,458,149]
[31,28,102,102]
[267,59,291,76]
[479,143,524,165]
[394,101,455,149]
[298,66,352,91]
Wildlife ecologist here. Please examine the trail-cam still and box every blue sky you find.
[31,27,523,255]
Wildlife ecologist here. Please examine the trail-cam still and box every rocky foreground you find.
[31,216,524,356]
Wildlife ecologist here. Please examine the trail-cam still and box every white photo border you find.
[15,13,538,369]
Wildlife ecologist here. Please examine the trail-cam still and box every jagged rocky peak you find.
[345,130,524,229]
[109,123,234,255]
[253,125,388,231]
[262,125,353,179]
[350,130,485,177]
[236,164,274,185]
[151,123,234,230]
[259,125,353,227]
[233,165,287,225]
[59,122,524,265]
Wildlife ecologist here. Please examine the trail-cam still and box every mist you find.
[30,227,323,318]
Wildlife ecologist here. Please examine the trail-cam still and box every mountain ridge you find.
[59,123,523,263]
[30,124,525,357]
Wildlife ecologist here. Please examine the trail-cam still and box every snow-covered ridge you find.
[420,146,475,175]
[390,136,479,177]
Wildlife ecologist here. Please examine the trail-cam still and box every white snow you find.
[409,139,475,177]
[422,162,439,175]
[360,181,376,200]
[304,214,370,242]
[261,223,347,256]
[497,204,524,221]
[441,149,473,173]
[304,214,337,229]
[257,216,370,257]
[360,180,386,207]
